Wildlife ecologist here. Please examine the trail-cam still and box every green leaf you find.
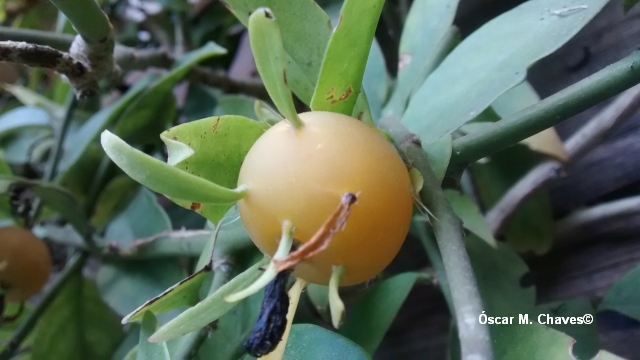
[444,189,497,247]
[535,298,599,360]
[0,128,51,164]
[402,0,608,144]
[466,234,535,317]
[55,144,105,202]
[58,77,153,172]
[423,135,452,184]
[361,39,389,121]
[32,273,124,360]
[0,303,34,358]
[100,130,246,206]
[284,324,371,360]
[91,175,139,229]
[160,115,267,224]
[214,94,259,120]
[339,272,418,355]
[248,7,301,124]
[491,322,575,360]
[310,0,383,115]
[122,265,211,323]
[138,312,170,360]
[470,146,554,254]
[0,175,89,234]
[223,0,331,104]
[623,0,640,13]
[3,84,64,118]
[593,350,627,360]
[114,42,227,143]
[0,106,51,139]
[149,257,269,342]
[384,0,459,118]
[599,264,640,322]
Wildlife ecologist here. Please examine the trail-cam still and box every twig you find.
[380,117,493,360]
[0,252,87,360]
[450,50,640,168]
[0,41,91,94]
[555,195,640,241]
[485,84,640,235]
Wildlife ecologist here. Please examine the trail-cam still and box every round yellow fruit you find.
[237,111,413,286]
[0,226,52,302]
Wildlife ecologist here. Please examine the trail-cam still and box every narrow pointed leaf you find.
[138,312,171,360]
[149,257,269,343]
[361,39,389,122]
[100,130,246,205]
[223,0,332,104]
[599,264,640,322]
[123,265,211,323]
[310,0,383,115]
[160,115,267,224]
[3,84,64,118]
[402,0,609,144]
[248,8,301,124]
[444,189,497,247]
[339,272,418,355]
[383,0,460,118]
[59,76,154,172]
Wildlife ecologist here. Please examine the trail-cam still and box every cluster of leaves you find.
[1,0,640,359]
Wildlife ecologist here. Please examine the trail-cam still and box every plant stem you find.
[48,0,111,43]
[0,252,87,360]
[450,50,640,168]
[0,27,73,50]
[380,118,493,360]
[44,92,77,181]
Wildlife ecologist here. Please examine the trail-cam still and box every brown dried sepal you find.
[273,192,357,272]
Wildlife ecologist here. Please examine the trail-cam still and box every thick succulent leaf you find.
[423,135,453,183]
[470,145,554,254]
[384,0,460,118]
[339,272,418,355]
[492,81,568,161]
[149,257,269,342]
[122,265,211,323]
[535,298,599,360]
[0,106,51,138]
[402,0,609,144]
[445,189,497,247]
[284,324,371,360]
[138,312,170,360]
[223,0,331,104]
[248,7,300,123]
[310,0,383,116]
[599,264,640,322]
[58,76,154,172]
[101,130,246,206]
[0,175,89,235]
[31,273,124,359]
[114,42,227,143]
[160,115,267,224]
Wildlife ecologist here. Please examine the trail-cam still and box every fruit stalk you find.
[380,117,493,360]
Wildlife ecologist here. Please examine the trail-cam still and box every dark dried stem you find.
[485,84,640,235]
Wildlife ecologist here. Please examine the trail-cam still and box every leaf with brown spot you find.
[274,193,357,272]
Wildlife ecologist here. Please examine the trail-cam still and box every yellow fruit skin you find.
[237,111,413,286]
[0,226,52,302]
